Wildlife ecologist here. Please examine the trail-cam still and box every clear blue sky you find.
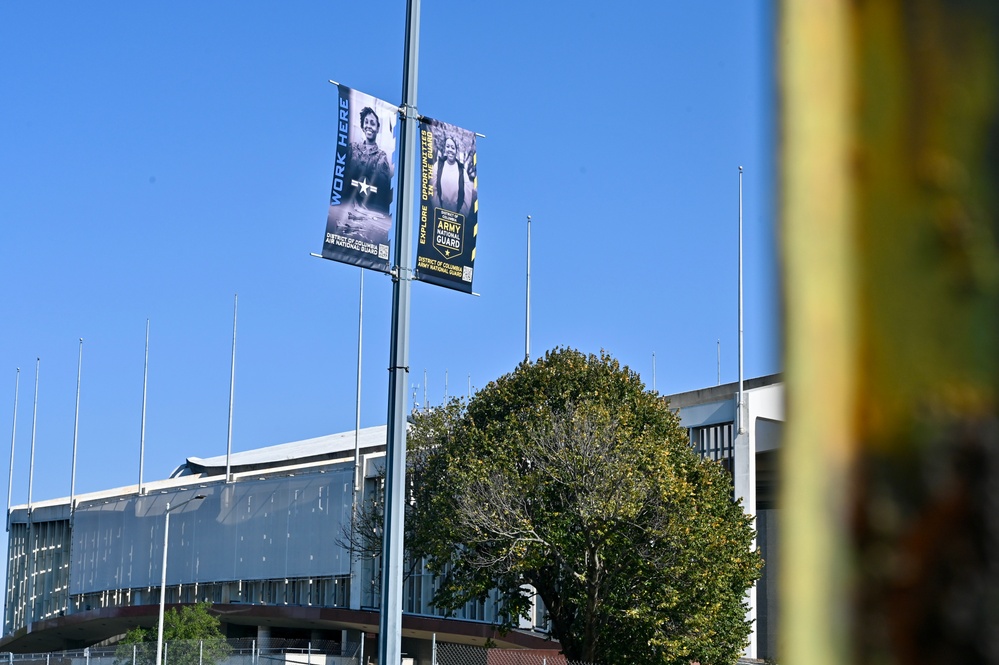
[1,1,778,509]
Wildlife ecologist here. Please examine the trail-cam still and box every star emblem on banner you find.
[351,179,378,196]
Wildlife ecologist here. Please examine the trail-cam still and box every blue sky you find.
[1,1,777,510]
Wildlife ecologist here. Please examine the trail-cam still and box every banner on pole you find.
[415,117,478,293]
[321,84,399,272]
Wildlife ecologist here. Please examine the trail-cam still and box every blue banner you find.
[321,85,398,272]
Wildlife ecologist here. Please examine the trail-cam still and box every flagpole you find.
[525,215,532,363]
[139,320,149,494]
[27,358,39,627]
[354,271,363,496]
[652,351,657,393]
[70,338,83,514]
[379,0,420,662]
[226,295,237,483]
[7,368,19,523]
[718,339,722,386]
[28,359,38,512]
[738,166,745,433]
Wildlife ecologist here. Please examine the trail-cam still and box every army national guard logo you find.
[416,117,478,293]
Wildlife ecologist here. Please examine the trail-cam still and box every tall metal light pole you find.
[379,1,420,663]
[156,494,206,665]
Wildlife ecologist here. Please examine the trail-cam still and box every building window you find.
[689,423,734,471]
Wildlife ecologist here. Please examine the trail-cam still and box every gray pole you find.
[28,358,38,511]
[350,272,364,576]
[27,357,39,626]
[718,339,721,386]
[7,368,19,521]
[738,166,745,433]
[139,320,149,492]
[354,271,363,495]
[71,338,83,513]
[226,295,237,483]
[525,215,531,363]
[379,0,420,663]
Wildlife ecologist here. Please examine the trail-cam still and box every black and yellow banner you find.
[321,84,398,272]
[415,117,478,293]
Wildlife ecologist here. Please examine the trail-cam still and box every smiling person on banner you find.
[349,106,394,214]
[432,134,474,217]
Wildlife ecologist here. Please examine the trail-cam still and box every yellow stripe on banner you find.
[471,248,475,261]
[473,222,477,237]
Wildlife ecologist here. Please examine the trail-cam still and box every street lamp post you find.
[156,494,205,665]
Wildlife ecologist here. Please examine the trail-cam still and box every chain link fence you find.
[0,639,361,665]
[0,641,771,665]
[432,643,773,665]
[432,643,592,665]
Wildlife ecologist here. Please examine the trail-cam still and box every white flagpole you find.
[354,271,363,495]
[718,339,722,386]
[652,352,657,393]
[7,367,20,521]
[226,295,238,483]
[28,358,39,511]
[139,320,149,493]
[738,166,745,432]
[27,358,39,627]
[525,215,532,363]
[70,339,83,513]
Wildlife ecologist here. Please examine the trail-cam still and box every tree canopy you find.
[405,348,761,665]
[115,603,230,665]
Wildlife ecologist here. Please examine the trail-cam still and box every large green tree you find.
[115,603,231,665]
[406,348,761,665]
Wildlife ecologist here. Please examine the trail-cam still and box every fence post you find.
[200,641,203,665]
[358,633,364,665]
[307,642,311,665]
[251,639,255,665]
[164,642,168,665]
[430,633,436,665]
[133,644,137,665]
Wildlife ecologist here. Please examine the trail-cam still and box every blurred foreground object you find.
[780,1,999,663]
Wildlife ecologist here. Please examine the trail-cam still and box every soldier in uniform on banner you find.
[322,85,398,272]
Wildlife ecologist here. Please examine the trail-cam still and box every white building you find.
[2,375,782,662]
